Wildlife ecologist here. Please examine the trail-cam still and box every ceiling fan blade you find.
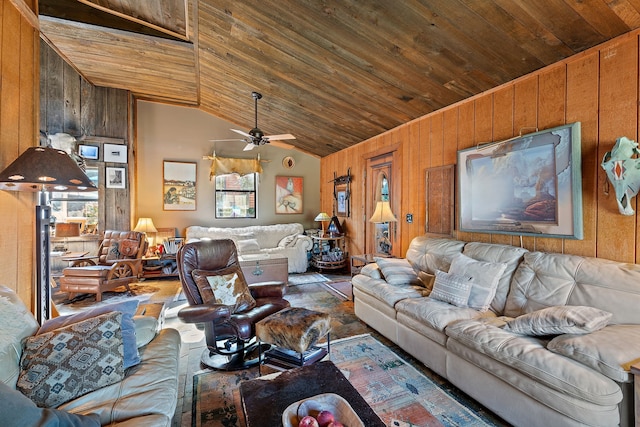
[231,128,252,138]
[208,139,244,142]
[265,133,296,141]
[270,140,295,150]
[243,142,256,151]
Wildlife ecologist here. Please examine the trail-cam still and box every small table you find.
[240,361,385,427]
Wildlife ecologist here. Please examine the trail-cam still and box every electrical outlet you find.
[406,213,413,223]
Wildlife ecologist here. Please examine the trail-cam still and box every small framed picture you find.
[106,167,126,189]
[104,143,128,163]
[336,186,348,217]
[78,144,99,160]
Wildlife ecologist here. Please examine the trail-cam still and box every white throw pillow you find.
[277,234,298,247]
[448,253,507,312]
[503,305,612,336]
[375,257,421,286]
[430,270,473,307]
[237,238,261,253]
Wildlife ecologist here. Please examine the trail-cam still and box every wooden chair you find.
[59,230,148,302]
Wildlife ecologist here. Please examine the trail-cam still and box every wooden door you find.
[365,152,398,255]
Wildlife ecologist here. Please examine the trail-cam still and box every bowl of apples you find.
[282,393,364,427]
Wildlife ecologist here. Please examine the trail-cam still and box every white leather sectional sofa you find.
[352,236,640,427]
[185,223,312,273]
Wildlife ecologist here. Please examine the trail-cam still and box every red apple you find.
[327,422,344,427]
[298,415,319,427]
[316,410,335,427]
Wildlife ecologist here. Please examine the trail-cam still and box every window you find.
[50,167,99,233]
[215,173,257,218]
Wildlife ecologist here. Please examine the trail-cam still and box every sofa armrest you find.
[178,304,231,324]
[249,281,287,298]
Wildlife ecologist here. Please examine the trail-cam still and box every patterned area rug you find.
[192,334,499,427]
[288,273,328,285]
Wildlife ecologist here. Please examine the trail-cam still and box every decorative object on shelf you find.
[282,156,295,169]
[314,212,331,236]
[162,237,184,255]
[0,145,98,324]
[332,168,351,217]
[134,217,158,254]
[276,176,303,214]
[369,201,397,254]
[602,136,640,216]
[458,122,583,239]
[163,160,196,211]
[103,143,128,163]
[106,167,126,189]
[328,216,343,236]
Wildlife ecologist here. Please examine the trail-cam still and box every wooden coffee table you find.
[239,360,385,426]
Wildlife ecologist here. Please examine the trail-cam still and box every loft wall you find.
[40,40,131,231]
[321,29,640,264]
[0,0,39,307]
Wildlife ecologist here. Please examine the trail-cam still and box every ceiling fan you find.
[210,92,296,151]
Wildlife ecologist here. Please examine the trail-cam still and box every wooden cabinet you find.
[310,235,347,271]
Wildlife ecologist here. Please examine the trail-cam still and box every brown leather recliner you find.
[59,230,147,302]
[177,239,290,370]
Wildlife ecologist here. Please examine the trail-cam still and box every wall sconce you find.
[314,212,331,237]
[0,146,97,323]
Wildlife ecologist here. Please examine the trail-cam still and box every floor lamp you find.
[0,146,97,324]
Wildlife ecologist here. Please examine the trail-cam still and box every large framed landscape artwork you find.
[457,122,583,239]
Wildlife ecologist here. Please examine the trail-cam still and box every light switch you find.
[406,213,413,223]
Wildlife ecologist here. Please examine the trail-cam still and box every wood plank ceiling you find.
[38,0,640,158]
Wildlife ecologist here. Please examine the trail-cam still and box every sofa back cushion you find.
[462,242,528,314]
[406,236,465,274]
[186,223,304,250]
[504,251,640,324]
[0,286,40,388]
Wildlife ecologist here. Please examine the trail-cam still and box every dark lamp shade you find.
[0,146,97,192]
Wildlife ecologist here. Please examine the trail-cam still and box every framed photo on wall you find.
[163,161,197,211]
[275,176,303,214]
[336,185,348,217]
[103,143,128,163]
[106,167,126,189]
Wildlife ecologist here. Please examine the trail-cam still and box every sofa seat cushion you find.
[503,305,612,336]
[547,325,640,383]
[58,328,181,425]
[351,274,428,308]
[445,318,622,406]
[395,297,495,334]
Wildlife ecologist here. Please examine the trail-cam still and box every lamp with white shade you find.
[369,200,397,255]
[314,212,331,237]
[134,217,158,255]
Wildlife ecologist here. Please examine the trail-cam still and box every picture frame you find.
[425,165,455,237]
[78,144,99,160]
[103,143,128,163]
[275,176,303,214]
[336,185,348,217]
[457,122,583,239]
[163,161,197,211]
[106,167,126,189]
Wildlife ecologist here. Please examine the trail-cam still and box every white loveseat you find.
[185,223,312,273]
[0,286,181,426]
[352,236,640,427]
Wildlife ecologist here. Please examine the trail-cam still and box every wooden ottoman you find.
[256,307,331,371]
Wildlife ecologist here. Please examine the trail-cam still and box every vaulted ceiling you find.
[38,0,640,157]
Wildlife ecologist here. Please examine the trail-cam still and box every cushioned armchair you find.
[59,230,147,302]
[177,239,290,370]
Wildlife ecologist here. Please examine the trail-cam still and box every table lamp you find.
[0,146,97,323]
[314,212,331,236]
[134,217,158,249]
[369,201,397,223]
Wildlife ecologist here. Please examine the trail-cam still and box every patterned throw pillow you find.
[430,270,473,307]
[17,311,125,408]
[374,257,421,286]
[118,239,140,257]
[448,253,507,312]
[503,305,613,336]
[105,242,121,260]
[192,266,256,313]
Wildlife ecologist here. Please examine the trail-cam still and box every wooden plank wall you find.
[0,0,39,307]
[40,40,131,232]
[321,29,640,264]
